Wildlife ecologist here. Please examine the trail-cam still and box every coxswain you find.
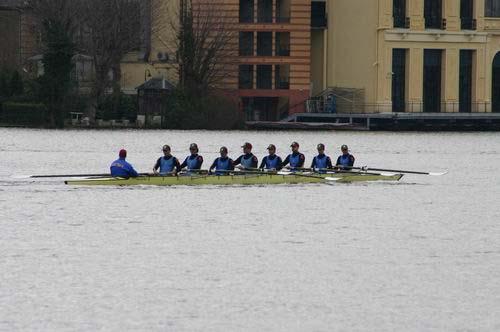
[233,142,258,170]
[259,144,283,171]
[336,144,355,170]
[153,145,180,175]
[209,146,235,175]
[110,149,139,178]
[282,141,305,171]
[180,143,204,172]
[311,143,333,173]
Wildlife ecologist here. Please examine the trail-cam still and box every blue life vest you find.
[265,155,280,169]
[314,154,329,172]
[240,154,255,169]
[338,154,353,168]
[159,156,176,174]
[288,153,302,168]
[186,155,201,169]
[215,157,232,175]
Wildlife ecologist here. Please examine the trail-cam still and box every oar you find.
[30,173,150,178]
[342,166,448,176]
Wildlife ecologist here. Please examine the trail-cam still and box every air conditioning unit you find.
[157,52,169,63]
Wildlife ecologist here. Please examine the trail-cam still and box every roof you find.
[136,77,175,91]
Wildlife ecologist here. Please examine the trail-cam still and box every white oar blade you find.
[429,171,448,176]
[325,177,341,181]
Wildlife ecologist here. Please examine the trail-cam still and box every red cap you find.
[241,142,252,149]
[119,149,127,158]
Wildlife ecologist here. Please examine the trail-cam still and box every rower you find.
[311,143,333,173]
[153,145,180,175]
[110,149,139,178]
[209,146,235,175]
[336,144,355,170]
[259,144,283,171]
[233,142,258,170]
[282,141,305,171]
[180,143,204,173]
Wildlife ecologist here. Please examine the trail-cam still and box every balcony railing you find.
[394,16,410,28]
[276,47,290,56]
[461,18,477,30]
[276,16,290,23]
[425,16,445,29]
[275,80,290,89]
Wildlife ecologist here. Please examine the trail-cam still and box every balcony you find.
[311,1,327,29]
[461,18,477,30]
[425,16,446,29]
[394,16,410,28]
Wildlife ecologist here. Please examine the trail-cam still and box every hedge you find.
[0,102,47,126]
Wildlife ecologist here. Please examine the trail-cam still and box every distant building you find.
[0,0,41,71]
[313,0,500,114]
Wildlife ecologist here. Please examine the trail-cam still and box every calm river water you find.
[0,128,499,331]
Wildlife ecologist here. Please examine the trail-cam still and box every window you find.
[424,0,443,29]
[393,0,407,28]
[275,65,290,89]
[257,32,272,56]
[461,0,475,29]
[276,0,291,23]
[239,65,254,89]
[257,0,273,23]
[459,50,474,113]
[239,0,254,23]
[275,32,290,56]
[392,49,407,112]
[256,65,272,89]
[485,0,500,17]
[311,1,327,28]
[239,32,254,56]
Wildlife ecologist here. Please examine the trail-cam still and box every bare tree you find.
[151,0,237,96]
[79,0,142,123]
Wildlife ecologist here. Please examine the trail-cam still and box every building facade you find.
[122,0,321,120]
[317,0,500,113]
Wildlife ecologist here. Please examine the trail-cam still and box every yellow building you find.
[312,0,500,113]
[120,0,180,94]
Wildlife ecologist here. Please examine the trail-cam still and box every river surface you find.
[0,128,499,331]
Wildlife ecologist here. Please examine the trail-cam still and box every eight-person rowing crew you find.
[110,142,355,178]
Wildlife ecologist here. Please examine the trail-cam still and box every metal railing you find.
[305,101,492,114]
[461,18,477,30]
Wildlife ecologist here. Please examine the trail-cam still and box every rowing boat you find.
[64,172,403,186]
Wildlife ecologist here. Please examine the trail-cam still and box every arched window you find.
[492,53,500,112]
[485,0,500,17]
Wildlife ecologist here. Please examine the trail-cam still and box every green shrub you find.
[97,93,138,121]
[0,102,47,126]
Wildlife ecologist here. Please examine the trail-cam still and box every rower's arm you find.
[209,158,218,171]
[259,157,266,169]
[251,156,258,168]
[297,154,305,168]
[233,156,242,166]
[310,157,316,169]
[327,157,333,169]
[153,158,161,172]
[282,155,290,166]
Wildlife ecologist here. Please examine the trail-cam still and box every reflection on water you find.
[1,128,499,331]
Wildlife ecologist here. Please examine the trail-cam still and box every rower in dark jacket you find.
[336,144,355,170]
[233,142,258,170]
[180,143,204,172]
[209,146,235,175]
[110,149,139,178]
[153,145,181,175]
[259,144,283,171]
[283,141,305,171]
[311,143,333,173]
